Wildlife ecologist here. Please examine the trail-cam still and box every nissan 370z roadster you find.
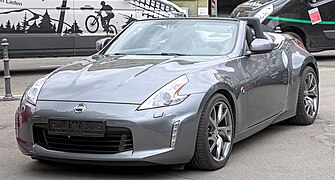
[15,18,319,170]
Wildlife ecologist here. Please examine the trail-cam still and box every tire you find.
[285,32,306,50]
[85,15,99,33]
[108,24,117,36]
[189,93,234,170]
[287,66,319,125]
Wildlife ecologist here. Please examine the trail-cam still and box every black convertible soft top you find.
[238,17,266,39]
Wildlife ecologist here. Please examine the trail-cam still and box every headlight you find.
[138,75,189,110]
[25,76,48,105]
[254,4,273,23]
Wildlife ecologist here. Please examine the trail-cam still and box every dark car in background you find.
[217,0,247,15]
[231,0,335,52]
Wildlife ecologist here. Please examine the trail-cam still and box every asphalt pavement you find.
[0,54,335,179]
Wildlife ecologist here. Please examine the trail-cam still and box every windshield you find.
[104,19,238,56]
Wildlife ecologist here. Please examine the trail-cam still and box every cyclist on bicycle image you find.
[100,1,114,32]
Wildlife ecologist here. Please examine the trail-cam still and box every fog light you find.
[170,121,180,147]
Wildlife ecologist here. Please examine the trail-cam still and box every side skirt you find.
[234,112,282,143]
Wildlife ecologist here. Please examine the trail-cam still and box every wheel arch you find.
[294,57,318,106]
[216,89,236,124]
[300,58,319,79]
[289,57,318,119]
[196,83,237,130]
[189,83,237,169]
[281,26,310,49]
[286,59,319,125]
[306,62,318,78]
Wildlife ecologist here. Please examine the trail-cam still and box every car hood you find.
[38,55,221,104]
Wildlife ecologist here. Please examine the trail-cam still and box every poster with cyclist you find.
[0,0,183,35]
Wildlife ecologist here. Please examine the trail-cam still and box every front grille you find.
[33,124,133,154]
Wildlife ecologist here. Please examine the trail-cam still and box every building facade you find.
[172,0,208,17]
[171,0,247,17]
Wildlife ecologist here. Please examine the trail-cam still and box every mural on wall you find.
[0,9,81,34]
[84,1,118,34]
[0,0,182,35]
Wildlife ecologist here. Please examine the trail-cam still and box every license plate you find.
[48,120,105,137]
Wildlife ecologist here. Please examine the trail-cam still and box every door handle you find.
[80,5,94,10]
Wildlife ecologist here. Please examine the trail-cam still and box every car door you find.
[242,39,289,128]
[301,0,335,51]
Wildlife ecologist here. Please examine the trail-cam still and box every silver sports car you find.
[16,17,319,170]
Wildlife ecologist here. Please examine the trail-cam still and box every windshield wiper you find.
[91,54,103,59]
[160,52,191,56]
[113,52,127,55]
[133,53,191,56]
[91,53,127,59]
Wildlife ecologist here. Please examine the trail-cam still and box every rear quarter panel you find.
[273,32,317,122]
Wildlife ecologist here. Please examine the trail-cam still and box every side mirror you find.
[250,38,276,53]
[96,37,112,51]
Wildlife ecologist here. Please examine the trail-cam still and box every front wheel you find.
[288,66,319,125]
[108,24,117,36]
[189,93,234,170]
[85,15,99,33]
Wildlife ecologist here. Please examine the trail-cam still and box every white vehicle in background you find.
[0,0,184,57]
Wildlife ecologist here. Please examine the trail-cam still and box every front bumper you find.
[16,93,205,165]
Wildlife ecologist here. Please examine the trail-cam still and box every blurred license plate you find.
[48,120,105,137]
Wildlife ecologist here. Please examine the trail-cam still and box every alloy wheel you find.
[208,101,233,162]
[304,72,318,118]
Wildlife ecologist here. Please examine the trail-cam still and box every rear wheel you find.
[288,66,319,125]
[189,93,234,170]
[108,24,117,36]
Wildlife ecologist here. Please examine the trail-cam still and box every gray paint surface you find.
[15,18,318,165]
